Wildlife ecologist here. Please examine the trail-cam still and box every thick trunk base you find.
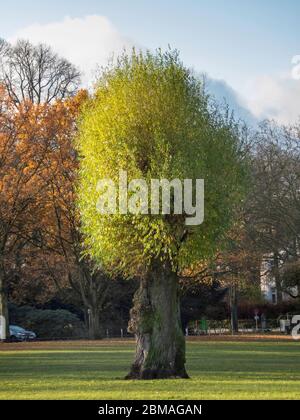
[126,262,189,380]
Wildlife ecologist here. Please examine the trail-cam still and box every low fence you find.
[104,319,282,339]
[186,319,281,336]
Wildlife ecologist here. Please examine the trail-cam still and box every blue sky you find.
[1,0,300,124]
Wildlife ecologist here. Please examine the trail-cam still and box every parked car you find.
[9,325,37,342]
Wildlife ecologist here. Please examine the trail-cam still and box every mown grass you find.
[0,339,300,399]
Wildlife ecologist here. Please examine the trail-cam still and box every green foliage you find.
[77,48,247,276]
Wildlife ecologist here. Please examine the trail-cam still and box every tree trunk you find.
[88,306,102,339]
[0,264,9,341]
[126,261,188,380]
[273,252,282,303]
[230,284,239,334]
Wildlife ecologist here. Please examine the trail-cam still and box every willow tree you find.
[77,49,247,379]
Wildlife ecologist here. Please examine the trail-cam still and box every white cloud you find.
[9,15,134,86]
[245,74,300,125]
[205,77,257,126]
[9,15,300,125]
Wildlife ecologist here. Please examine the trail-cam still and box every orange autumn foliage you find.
[0,84,88,303]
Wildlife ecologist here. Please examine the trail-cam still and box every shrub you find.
[238,301,300,319]
[8,304,87,339]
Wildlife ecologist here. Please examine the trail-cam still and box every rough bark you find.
[0,263,9,341]
[126,261,188,380]
[88,306,102,339]
[230,284,239,334]
[68,268,107,340]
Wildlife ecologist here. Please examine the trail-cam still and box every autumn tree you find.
[0,78,112,340]
[0,87,55,340]
[0,39,82,340]
[77,49,247,378]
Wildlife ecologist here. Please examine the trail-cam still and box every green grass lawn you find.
[0,338,300,399]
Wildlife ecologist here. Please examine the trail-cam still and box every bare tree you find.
[0,39,81,105]
[245,121,300,301]
[0,38,9,56]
